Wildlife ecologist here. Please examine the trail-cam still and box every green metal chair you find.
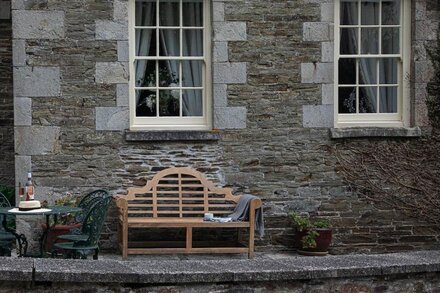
[56,189,110,243]
[0,191,16,256]
[52,195,112,259]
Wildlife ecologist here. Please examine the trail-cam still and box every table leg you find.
[2,215,28,257]
[39,215,51,257]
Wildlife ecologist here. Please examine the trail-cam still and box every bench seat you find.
[126,217,251,228]
[115,167,262,259]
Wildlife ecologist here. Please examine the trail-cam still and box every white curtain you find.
[135,1,155,106]
[182,2,203,116]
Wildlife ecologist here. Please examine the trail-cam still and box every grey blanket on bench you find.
[229,194,264,238]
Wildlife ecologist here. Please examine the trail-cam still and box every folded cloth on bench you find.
[229,194,264,238]
[204,217,232,223]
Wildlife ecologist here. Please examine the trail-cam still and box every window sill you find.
[125,130,221,142]
[330,127,423,139]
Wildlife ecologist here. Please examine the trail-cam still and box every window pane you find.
[135,29,156,56]
[382,0,400,25]
[135,0,156,26]
[159,60,180,87]
[135,60,156,87]
[159,90,180,116]
[382,28,399,54]
[379,58,398,84]
[159,0,180,26]
[183,89,203,116]
[379,86,398,113]
[182,60,203,87]
[183,29,203,56]
[183,0,203,27]
[361,1,379,25]
[339,87,356,113]
[159,29,180,56]
[340,28,358,55]
[359,58,377,84]
[361,28,379,54]
[359,87,377,113]
[339,58,356,85]
[340,1,358,25]
[136,90,157,117]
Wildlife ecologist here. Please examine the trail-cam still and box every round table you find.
[0,206,82,257]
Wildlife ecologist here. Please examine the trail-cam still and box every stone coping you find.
[1,251,440,284]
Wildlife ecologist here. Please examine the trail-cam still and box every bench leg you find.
[186,227,193,253]
[122,222,128,259]
[248,228,255,259]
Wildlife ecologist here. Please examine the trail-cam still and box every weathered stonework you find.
[12,10,64,39]
[0,0,14,186]
[8,0,440,255]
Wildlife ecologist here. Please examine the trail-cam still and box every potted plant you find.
[289,212,332,256]
[42,193,81,252]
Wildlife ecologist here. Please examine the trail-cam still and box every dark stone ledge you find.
[330,127,423,139]
[125,130,221,142]
[1,250,440,285]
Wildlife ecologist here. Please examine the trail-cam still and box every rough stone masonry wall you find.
[11,0,440,253]
[0,0,14,187]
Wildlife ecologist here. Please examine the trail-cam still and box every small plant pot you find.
[42,223,81,252]
[295,228,332,256]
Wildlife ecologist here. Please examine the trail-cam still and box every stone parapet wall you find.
[10,0,440,253]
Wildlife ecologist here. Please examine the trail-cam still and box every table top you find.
[0,206,82,215]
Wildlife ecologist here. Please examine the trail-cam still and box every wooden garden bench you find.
[115,167,262,259]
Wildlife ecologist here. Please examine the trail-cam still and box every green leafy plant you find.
[0,184,15,205]
[52,193,80,225]
[289,213,331,249]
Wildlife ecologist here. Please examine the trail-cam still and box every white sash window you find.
[129,0,211,130]
[334,0,410,128]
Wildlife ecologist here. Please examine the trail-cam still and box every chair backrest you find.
[80,195,112,246]
[0,191,12,232]
[0,191,11,208]
[75,189,110,223]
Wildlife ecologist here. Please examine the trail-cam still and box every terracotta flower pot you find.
[42,223,81,252]
[294,228,332,256]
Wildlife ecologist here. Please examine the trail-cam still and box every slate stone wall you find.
[0,0,14,187]
[11,0,440,253]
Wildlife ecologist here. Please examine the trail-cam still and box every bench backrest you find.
[120,167,240,218]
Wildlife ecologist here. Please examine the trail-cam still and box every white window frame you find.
[128,0,212,131]
[334,0,411,128]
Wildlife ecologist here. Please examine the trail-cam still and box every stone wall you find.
[0,0,14,187]
[11,0,440,254]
